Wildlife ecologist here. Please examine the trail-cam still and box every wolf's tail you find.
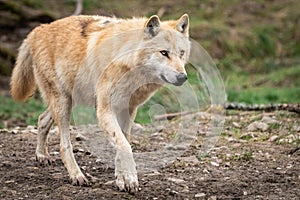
[10,38,36,101]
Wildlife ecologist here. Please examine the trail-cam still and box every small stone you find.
[76,133,87,141]
[182,185,189,193]
[210,161,219,167]
[26,125,36,130]
[0,129,9,134]
[195,193,206,198]
[5,180,15,184]
[78,148,85,153]
[132,123,145,131]
[268,135,279,142]
[11,129,20,134]
[167,177,186,184]
[52,151,59,155]
[261,116,279,124]
[146,170,161,177]
[104,180,114,185]
[293,125,300,132]
[179,155,200,165]
[169,190,178,195]
[247,121,269,131]
[232,122,241,128]
[52,173,63,179]
[208,196,217,200]
[240,132,255,140]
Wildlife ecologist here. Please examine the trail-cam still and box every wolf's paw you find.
[116,171,139,194]
[36,153,52,166]
[115,149,138,193]
[70,173,90,186]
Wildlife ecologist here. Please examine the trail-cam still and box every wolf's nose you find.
[176,73,187,83]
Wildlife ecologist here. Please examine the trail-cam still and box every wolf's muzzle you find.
[175,73,187,86]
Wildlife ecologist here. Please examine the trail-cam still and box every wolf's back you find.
[10,37,36,102]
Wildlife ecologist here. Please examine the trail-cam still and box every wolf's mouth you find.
[160,74,170,84]
[160,75,184,86]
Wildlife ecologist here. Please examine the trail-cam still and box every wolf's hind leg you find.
[36,109,54,165]
[53,95,89,186]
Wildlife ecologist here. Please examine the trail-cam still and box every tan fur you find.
[10,14,191,193]
[10,39,35,101]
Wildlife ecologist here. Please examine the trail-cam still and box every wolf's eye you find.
[160,50,169,58]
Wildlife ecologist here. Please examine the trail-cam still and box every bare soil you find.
[0,110,299,199]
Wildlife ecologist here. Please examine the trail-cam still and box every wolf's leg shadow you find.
[36,109,54,165]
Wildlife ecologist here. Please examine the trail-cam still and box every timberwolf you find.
[10,14,190,193]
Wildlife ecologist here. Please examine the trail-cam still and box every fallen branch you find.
[153,111,193,121]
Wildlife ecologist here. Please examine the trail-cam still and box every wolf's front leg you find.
[97,108,138,193]
[115,148,138,193]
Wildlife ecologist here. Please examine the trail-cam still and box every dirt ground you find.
[0,110,299,200]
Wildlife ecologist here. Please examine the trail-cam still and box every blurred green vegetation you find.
[0,96,45,128]
[0,0,299,126]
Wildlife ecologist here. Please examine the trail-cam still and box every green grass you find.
[0,96,45,128]
[227,87,300,104]
[1,0,300,126]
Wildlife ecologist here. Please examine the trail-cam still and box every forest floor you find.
[0,109,299,199]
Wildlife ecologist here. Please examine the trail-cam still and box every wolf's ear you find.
[144,15,160,37]
[176,14,189,37]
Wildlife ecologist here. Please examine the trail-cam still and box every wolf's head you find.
[139,14,191,86]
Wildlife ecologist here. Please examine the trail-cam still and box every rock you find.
[78,148,85,153]
[132,123,145,132]
[240,132,255,140]
[11,127,21,134]
[208,196,217,200]
[52,173,63,179]
[167,177,186,184]
[169,190,178,195]
[5,180,15,184]
[195,193,206,198]
[146,170,161,177]
[247,121,269,131]
[178,155,200,165]
[26,125,37,130]
[51,151,59,156]
[182,185,189,193]
[76,133,87,141]
[293,125,300,132]
[210,161,219,167]
[261,116,279,124]
[268,135,279,142]
[104,180,114,185]
[279,134,299,144]
[232,122,241,128]
[0,129,9,134]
